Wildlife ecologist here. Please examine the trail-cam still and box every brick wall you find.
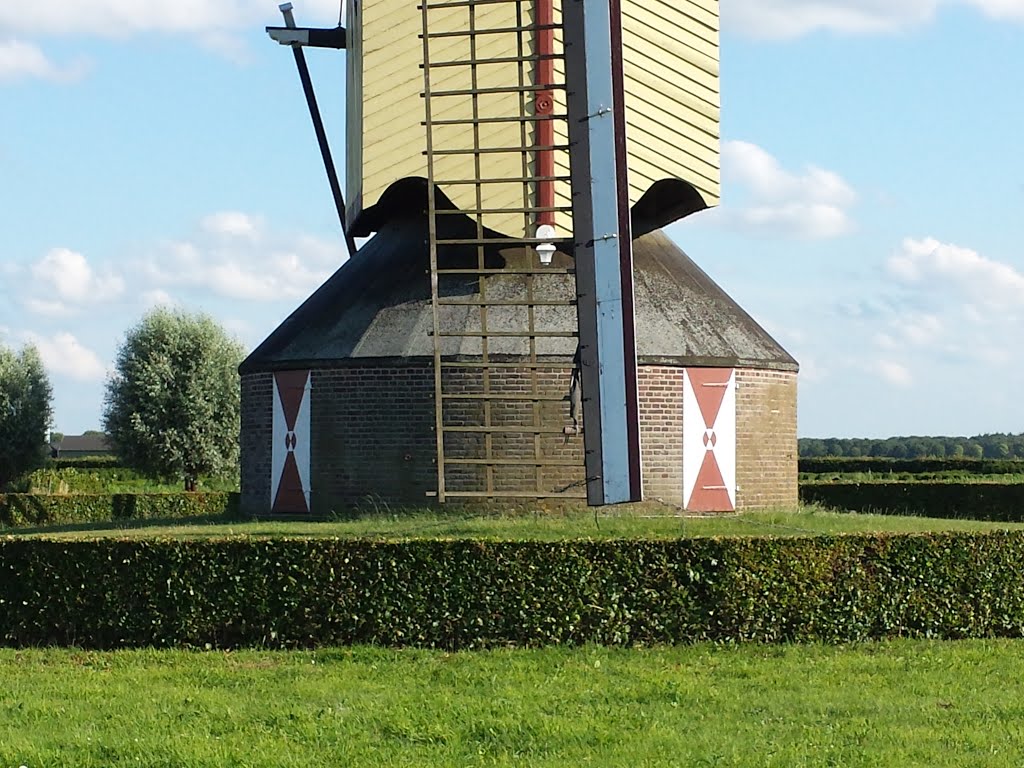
[638,367,685,504]
[240,372,273,513]
[735,368,799,509]
[240,363,797,514]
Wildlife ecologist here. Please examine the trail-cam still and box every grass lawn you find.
[5,504,1024,540]
[3,640,1024,767]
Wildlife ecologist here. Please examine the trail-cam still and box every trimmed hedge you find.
[800,482,1024,521]
[2,532,1024,648]
[0,493,239,528]
[49,457,122,470]
[800,457,1024,475]
[22,466,153,495]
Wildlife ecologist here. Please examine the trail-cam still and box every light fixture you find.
[535,224,556,265]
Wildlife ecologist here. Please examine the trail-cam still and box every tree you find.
[103,308,245,490]
[0,344,53,487]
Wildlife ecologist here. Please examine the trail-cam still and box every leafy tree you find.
[0,344,53,487]
[103,308,245,490]
[800,438,826,458]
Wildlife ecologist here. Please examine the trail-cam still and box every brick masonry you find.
[241,363,797,514]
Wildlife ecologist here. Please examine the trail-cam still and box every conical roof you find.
[240,214,797,374]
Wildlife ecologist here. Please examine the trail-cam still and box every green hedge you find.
[22,466,152,494]
[799,457,1024,475]
[2,532,1024,648]
[800,482,1024,521]
[0,493,239,528]
[49,457,123,470]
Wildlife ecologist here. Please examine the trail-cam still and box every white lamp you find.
[535,224,556,265]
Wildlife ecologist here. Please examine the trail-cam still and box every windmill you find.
[267,0,719,505]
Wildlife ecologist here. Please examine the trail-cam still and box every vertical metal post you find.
[607,0,642,500]
[563,0,642,504]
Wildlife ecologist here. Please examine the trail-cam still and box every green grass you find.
[5,504,1024,540]
[3,640,1024,766]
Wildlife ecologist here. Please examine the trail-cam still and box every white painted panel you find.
[717,372,737,508]
[270,377,287,506]
[295,375,312,510]
[682,369,736,510]
[681,371,703,509]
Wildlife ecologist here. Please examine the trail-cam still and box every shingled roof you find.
[240,213,797,374]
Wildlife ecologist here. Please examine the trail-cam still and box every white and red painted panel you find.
[271,370,312,514]
[683,368,735,512]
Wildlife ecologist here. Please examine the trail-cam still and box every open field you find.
[3,640,1024,767]
[5,505,1024,540]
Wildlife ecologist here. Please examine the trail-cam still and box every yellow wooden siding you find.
[350,0,534,234]
[348,0,718,235]
[621,0,720,208]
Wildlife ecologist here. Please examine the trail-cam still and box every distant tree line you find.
[799,434,1024,460]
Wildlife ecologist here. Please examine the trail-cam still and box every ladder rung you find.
[435,238,574,247]
[423,0,543,9]
[443,425,572,434]
[424,144,570,156]
[423,23,561,40]
[436,299,576,307]
[424,54,563,69]
[434,205,571,216]
[441,361,572,369]
[436,267,574,275]
[437,330,577,338]
[441,392,568,401]
[444,457,582,467]
[424,84,566,98]
[426,114,567,127]
[434,175,569,185]
[428,490,588,499]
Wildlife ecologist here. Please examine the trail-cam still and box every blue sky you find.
[2,0,1023,439]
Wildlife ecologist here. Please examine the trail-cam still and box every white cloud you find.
[0,1,347,66]
[720,141,857,239]
[724,0,939,39]
[725,141,856,206]
[852,237,1024,383]
[142,214,342,302]
[141,289,176,309]
[29,247,124,307]
[898,312,943,346]
[723,0,1024,40]
[22,298,73,317]
[0,1,346,37]
[201,211,262,241]
[0,39,89,83]
[876,359,913,387]
[22,331,106,381]
[887,237,1024,308]
[970,0,1024,20]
